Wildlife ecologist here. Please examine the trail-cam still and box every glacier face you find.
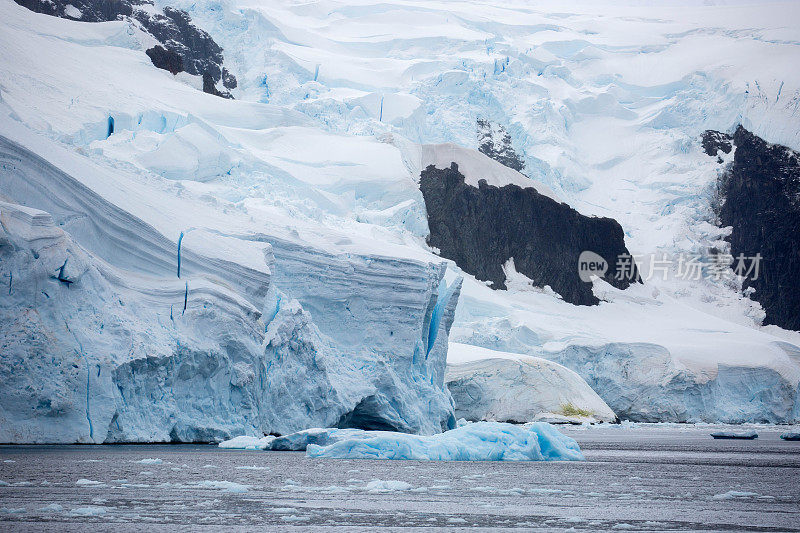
[0,133,461,441]
[1,0,800,435]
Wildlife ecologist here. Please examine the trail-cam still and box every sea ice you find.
[75,479,105,486]
[68,506,108,516]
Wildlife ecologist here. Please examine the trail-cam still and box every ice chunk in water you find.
[305,422,583,461]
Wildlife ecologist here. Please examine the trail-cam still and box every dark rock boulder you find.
[701,130,733,157]
[146,45,183,75]
[706,126,800,331]
[14,0,236,98]
[420,162,639,305]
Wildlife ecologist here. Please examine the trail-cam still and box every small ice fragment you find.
[39,504,64,512]
[218,435,276,450]
[364,479,413,492]
[69,506,108,516]
[713,491,760,500]
[198,480,249,493]
[710,431,758,440]
[75,479,105,487]
[280,515,308,522]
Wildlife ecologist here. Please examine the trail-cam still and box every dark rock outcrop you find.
[477,119,525,172]
[420,163,639,305]
[701,130,732,158]
[14,0,235,98]
[705,126,800,331]
[145,45,183,75]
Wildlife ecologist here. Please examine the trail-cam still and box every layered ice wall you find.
[0,200,268,443]
[0,130,460,442]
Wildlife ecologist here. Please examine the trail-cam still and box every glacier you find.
[305,422,584,462]
[1,0,800,441]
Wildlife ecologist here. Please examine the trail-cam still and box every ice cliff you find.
[0,131,460,442]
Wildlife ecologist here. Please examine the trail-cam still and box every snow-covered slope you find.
[1,0,800,434]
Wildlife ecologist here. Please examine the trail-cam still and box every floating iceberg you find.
[779,432,800,441]
[710,431,758,440]
[218,436,276,450]
[269,428,366,451]
[305,422,584,461]
[218,428,364,451]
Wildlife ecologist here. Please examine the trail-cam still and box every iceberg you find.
[446,344,616,424]
[710,431,758,440]
[218,436,276,450]
[219,427,390,451]
[269,428,366,451]
[305,422,584,462]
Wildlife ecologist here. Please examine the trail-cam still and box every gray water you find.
[1,425,798,531]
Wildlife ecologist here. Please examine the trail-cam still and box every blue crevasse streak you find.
[177,231,184,278]
[265,294,281,331]
[426,277,456,357]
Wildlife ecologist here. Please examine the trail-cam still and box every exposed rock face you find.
[420,162,639,305]
[14,0,236,97]
[701,130,732,158]
[704,126,800,331]
[145,45,183,75]
[476,119,525,172]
